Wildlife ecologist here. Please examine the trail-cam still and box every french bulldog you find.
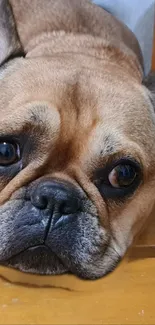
[0,0,154,279]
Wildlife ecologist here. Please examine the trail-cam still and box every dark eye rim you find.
[93,157,142,200]
[0,140,21,166]
[95,157,142,180]
[0,136,21,147]
[108,157,141,174]
[109,157,141,179]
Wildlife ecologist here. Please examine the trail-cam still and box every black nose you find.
[30,179,82,225]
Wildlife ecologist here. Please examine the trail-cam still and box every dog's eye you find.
[94,159,142,200]
[108,164,137,188]
[0,142,20,166]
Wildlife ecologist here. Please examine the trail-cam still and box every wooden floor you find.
[0,24,155,325]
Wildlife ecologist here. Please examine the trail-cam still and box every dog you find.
[0,0,154,279]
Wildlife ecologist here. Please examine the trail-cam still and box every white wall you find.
[92,0,155,75]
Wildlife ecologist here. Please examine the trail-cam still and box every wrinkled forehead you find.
[0,57,152,111]
[0,58,154,158]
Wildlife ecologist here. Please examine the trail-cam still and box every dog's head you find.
[0,0,154,279]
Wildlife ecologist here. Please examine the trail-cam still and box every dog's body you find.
[0,0,154,279]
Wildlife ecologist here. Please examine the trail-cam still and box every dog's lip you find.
[3,243,59,259]
[26,244,51,252]
[2,244,69,274]
[2,244,66,267]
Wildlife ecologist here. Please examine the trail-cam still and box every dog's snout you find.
[30,179,82,217]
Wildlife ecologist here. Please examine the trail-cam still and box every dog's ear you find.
[143,72,155,108]
[0,0,22,65]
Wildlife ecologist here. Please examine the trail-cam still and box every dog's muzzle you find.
[1,178,112,279]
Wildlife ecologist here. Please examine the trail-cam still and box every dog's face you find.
[0,0,155,279]
[0,55,154,279]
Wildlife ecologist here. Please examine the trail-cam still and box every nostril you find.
[59,198,81,215]
[31,193,49,210]
[59,202,74,215]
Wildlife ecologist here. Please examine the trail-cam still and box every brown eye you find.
[0,142,20,166]
[108,164,137,188]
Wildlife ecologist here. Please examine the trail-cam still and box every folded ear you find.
[0,0,22,65]
[143,72,155,108]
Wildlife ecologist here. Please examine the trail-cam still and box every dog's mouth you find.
[0,198,115,279]
[0,233,121,279]
[2,245,68,275]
